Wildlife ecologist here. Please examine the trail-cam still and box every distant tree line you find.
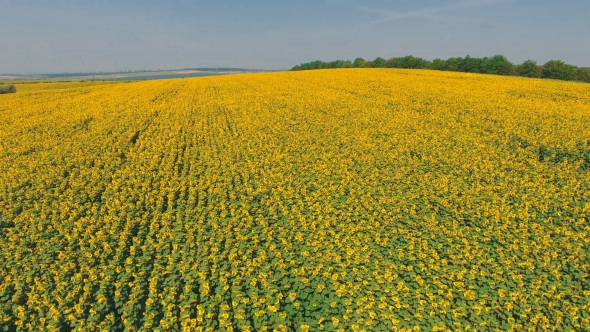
[290,55,590,83]
[0,84,16,94]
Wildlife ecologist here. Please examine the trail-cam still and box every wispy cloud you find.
[361,0,514,23]
[310,0,512,39]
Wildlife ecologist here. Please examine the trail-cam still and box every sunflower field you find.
[0,69,589,331]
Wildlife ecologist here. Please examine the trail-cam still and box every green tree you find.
[384,57,399,68]
[542,60,578,81]
[483,55,514,75]
[429,58,446,70]
[373,57,386,68]
[340,60,353,68]
[458,55,485,73]
[576,68,590,83]
[385,56,430,69]
[353,58,367,68]
[289,55,587,84]
[429,57,463,71]
[515,60,542,78]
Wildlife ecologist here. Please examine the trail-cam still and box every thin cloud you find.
[311,0,510,39]
[361,0,514,23]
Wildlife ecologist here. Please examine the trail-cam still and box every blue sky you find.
[1,0,588,74]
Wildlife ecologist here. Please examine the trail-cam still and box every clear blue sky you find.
[1,0,588,74]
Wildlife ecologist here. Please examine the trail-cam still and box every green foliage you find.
[0,84,16,94]
[455,55,514,75]
[290,55,586,84]
[385,55,431,69]
[373,57,386,68]
[483,54,515,75]
[429,57,462,71]
[577,67,590,83]
[515,60,542,78]
[353,58,366,68]
[291,60,353,71]
[542,60,578,81]
[458,55,486,73]
[538,141,590,172]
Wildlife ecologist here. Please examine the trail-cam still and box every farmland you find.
[0,69,589,331]
[0,68,267,83]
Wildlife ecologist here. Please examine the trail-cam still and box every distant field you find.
[1,69,589,331]
[0,69,263,82]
